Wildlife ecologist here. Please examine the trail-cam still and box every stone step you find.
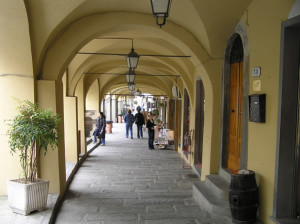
[205,174,230,200]
[193,182,231,217]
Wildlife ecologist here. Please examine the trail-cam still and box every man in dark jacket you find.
[98,112,106,146]
[124,109,135,139]
[93,112,101,143]
[134,106,145,138]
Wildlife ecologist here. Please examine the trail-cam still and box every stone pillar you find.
[101,99,105,114]
[64,96,78,163]
[75,77,86,154]
[105,98,111,121]
[112,98,117,123]
[37,79,66,194]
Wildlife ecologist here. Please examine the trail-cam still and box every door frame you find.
[220,22,250,172]
[272,15,300,222]
[182,89,190,156]
[194,77,205,172]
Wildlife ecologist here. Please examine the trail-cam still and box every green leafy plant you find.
[157,102,164,108]
[152,109,159,116]
[6,100,61,183]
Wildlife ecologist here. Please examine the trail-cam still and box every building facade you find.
[0,0,299,223]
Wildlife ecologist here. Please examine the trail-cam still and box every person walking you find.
[134,106,145,138]
[146,112,155,150]
[124,109,134,139]
[93,112,101,143]
[98,112,106,146]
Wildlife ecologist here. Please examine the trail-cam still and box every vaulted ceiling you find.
[24,0,253,98]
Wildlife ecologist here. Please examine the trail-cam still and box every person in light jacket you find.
[124,109,135,139]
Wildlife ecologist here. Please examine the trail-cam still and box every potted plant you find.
[152,109,159,117]
[6,100,61,215]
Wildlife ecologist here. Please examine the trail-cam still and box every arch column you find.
[112,97,117,123]
[75,76,87,154]
[37,79,66,194]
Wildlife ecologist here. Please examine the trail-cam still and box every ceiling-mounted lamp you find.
[150,0,172,28]
[135,89,142,96]
[126,69,136,83]
[126,48,139,70]
[128,82,135,92]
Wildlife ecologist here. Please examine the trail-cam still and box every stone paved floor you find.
[54,123,233,224]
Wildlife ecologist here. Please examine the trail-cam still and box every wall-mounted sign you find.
[252,67,261,77]
[253,80,261,92]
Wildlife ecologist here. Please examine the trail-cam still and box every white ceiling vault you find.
[24,0,253,98]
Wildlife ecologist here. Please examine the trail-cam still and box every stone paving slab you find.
[54,123,234,224]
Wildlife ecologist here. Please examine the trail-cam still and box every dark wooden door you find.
[195,80,204,169]
[227,62,243,171]
[296,65,300,218]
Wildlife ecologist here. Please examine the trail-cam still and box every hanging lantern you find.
[128,83,135,92]
[150,0,172,28]
[126,48,139,70]
[126,69,136,83]
[135,89,142,96]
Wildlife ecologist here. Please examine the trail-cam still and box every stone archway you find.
[220,22,249,173]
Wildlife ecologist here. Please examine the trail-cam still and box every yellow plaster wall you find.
[75,77,87,154]
[0,0,35,195]
[0,77,35,195]
[86,80,99,111]
[37,80,66,194]
[26,0,85,70]
[0,0,33,75]
[240,0,294,223]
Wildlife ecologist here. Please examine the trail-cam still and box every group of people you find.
[93,106,157,150]
[124,106,156,150]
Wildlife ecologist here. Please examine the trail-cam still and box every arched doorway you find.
[227,36,244,170]
[183,89,190,159]
[221,31,249,172]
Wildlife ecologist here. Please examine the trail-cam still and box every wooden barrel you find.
[229,170,258,224]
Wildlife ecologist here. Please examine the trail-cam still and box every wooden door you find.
[227,62,243,170]
[195,80,204,169]
[296,149,300,218]
[295,65,300,218]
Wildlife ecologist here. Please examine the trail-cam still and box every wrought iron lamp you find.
[128,82,135,93]
[135,89,142,96]
[150,0,172,28]
[126,48,139,70]
[126,69,136,83]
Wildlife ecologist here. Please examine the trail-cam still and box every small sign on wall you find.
[253,80,261,92]
[252,67,261,77]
